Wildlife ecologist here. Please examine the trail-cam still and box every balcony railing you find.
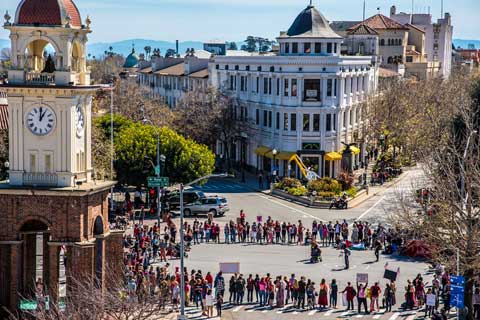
[23,172,58,187]
[25,72,55,85]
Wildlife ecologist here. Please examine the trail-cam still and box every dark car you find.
[166,190,206,210]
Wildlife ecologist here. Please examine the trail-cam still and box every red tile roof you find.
[189,69,208,79]
[406,23,425,33]
[17,0,82,27]
[154,63,185,76]
[348,14,408,31]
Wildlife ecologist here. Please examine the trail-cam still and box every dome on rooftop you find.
[15,0,82,28]
[285,5,342,39]
[123,48,139,68]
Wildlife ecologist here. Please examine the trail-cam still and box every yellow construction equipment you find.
[288,154,321,181]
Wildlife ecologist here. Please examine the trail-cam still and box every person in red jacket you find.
[205,272,213,286]
[342,282,356,310]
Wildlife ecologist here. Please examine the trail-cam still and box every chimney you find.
[176,40,179,56]
[390,5,397,17]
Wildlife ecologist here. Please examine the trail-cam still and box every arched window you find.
[380,39,385,46]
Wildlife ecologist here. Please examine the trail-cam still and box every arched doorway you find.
[93,216,104,288]
[19,219,51,299]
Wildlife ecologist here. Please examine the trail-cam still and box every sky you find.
[0,0,479,43]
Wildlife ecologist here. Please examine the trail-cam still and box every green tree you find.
[243,36,257,52]
[113,120,215,185]
[226,42,238,50]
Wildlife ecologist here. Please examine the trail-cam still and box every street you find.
[161,167,434,319]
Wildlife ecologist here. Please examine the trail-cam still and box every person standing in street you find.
[298,277,307,309]
[330,279,338,308]
[235,274,246,305]
[374,240,382,262]
[385,283,394,312]
[205,289,214,318]
[369,282,381,312]
[318,279,329,309]
[214,271,225,298]
[247,274,255,303]
[342,282,356,311]
[357,281,368,314]
[473,287,480,320]
[344,246,351,269]
[215,293,223,317]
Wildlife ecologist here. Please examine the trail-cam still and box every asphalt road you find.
[161,167,434,320]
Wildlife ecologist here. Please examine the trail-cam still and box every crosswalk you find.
[192,182,250,192]
[182,303,421,319]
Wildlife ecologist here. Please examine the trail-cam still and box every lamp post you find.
[178,173,230,320]
[141,105,164,228]
[272,148,278,181]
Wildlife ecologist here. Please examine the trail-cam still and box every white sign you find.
[219,262,240,274]
[306,90,318,98]
[357,273,368,283]
[426,294,436,306]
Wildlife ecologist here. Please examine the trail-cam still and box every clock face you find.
[75,104,85,137]
[26,105,56,136]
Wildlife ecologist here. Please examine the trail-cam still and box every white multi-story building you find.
[390,6,453,78]
[210,4,379,178]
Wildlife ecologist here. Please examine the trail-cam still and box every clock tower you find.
[3,0,93,188]
[0,1,123,316]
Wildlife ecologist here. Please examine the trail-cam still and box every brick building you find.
[0,0,123,316]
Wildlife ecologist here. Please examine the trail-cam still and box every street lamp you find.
[4,160,9,182]
[141,105,164,228]
[178,173,231,320]
[272,148,278,180]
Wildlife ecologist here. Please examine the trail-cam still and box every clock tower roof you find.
[15,0,82,28]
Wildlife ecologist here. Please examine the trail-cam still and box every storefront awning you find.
[340,146,361,155]
[254,146,271,155]
[325,152,342,161]
[264,150,296,160]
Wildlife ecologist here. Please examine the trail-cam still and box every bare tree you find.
[388,71,480,319]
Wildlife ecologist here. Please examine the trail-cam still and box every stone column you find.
[22,233,37,296]
[104,230,124,288]
[66,242,94,298]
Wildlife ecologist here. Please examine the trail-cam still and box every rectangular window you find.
[333,114,337,130]
[276,112,280,130]
[30,154,37,172]
[263,110,268,127]
[327,79,333,96]
[256,77,259,93]
[268,111,272,128]
[283,113,289,131]
[313,114,320,131]
[240,76,245,91]
[303,114,310,131]
[315,43,321,53]
[304,43,311,54]
[334,43,338,53]
[326,114,332,131]
[285,43,290,54]
[284,79,289,97]
[349,110,353,125]
[292,43,298,54]
[256,109,260,125]
[263,77,268,94]
[343,112,347,128]
[276,78,280,95]
[292,79,297,97]
[291,113,297,131]
[334,79,337,96]
[230,75,234,90]
[327,43,332,53]
[45,154,52,173]
[268,78,272,95]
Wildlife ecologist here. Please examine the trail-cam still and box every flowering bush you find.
[307,178,342,194]
[275,177,302,190]
[286,186,308,196]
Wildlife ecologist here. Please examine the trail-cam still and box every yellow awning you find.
[264,150,296,160]
[325,152,342,161]
[340,146,361,155]
[254,146,271,155]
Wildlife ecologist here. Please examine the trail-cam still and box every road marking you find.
[324,309,334,316]
[247,309,254,313]
[356,196,385,221]
[373,314,382,319]
[262,309,268,313]
[405,315,416,320]
[293,311,299,315]
[232,306,242,312]
[308,309,318,315]
[256,194,319,219]
[341,311,351,316]
[388,312,401,320]
[356,315,364,318]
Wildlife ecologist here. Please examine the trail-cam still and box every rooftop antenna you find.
[377,7,380,14]
[441,0,444,17]
[411,0,414,23]
[363,0,366,21]
[309,0,313,6]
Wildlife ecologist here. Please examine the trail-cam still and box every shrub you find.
[337,171,355,191]
[276,177,302,190]
[345,187,358,198]
[317,191,336,199]
[286,186,308,196]
[307,178,342,194]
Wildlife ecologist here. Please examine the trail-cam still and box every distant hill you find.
[0,38,206,58]
[453,39,480,49]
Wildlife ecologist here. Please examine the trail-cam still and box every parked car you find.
[183,197,229,217]
[166,190,206,210]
